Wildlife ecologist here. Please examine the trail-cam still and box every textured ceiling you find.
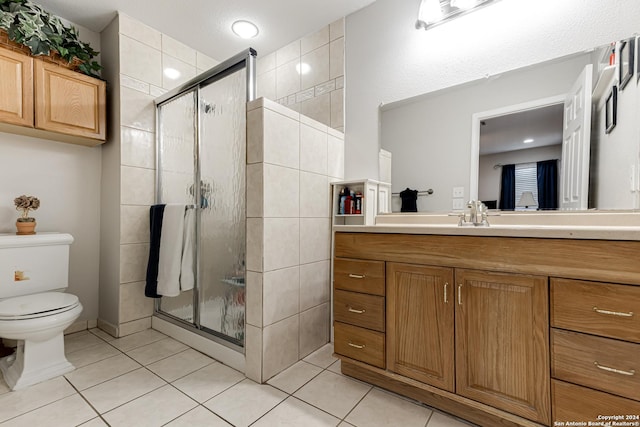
[32,0,376,61]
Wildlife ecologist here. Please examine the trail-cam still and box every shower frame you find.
[153,48,256,352]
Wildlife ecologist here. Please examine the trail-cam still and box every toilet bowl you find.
[0,233,83,390]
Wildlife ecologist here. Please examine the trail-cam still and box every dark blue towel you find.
[145,204,166,298]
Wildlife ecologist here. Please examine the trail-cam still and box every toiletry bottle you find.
[339,187,349,214]
[345,193,353,214]
[355,192,362,214]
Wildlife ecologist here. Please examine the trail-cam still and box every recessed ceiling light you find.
[164,68,181,80]
[232,20,259,39]
[296,62,311,75]
[523,138,534,144]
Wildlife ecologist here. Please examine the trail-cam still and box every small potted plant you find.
[14,194,40,235]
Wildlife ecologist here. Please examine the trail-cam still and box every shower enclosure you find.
[154,49,256,350]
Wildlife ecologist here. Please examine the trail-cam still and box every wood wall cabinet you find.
[333,232,640,427]
[0,46,106,146]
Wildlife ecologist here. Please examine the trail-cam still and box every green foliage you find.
[0,0,101,77]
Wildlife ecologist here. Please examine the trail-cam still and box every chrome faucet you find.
[458,200,489,227]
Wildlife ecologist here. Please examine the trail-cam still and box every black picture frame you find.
[605,86,617,134]
[619,38,634,90]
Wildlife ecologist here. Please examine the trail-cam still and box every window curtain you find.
[499,164,516,210]
[537,159,558,210]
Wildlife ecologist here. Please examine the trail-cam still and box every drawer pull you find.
[458,284,462,305]
[593,307,634,318]
[347,307,366,314]
[444,282,448,304]
[348,342,366,349]
[594,361,635,376]
[348,274,365,279]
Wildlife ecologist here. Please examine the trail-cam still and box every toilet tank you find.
[0,233,73,299]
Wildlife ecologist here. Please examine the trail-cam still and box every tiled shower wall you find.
[99,13,220,337]
[245,98,345,383]
[256,19,344,132]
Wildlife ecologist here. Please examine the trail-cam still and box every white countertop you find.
[334,211,640,240]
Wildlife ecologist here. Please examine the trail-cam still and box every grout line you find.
[63,377,107,425]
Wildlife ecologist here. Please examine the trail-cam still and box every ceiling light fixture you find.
[164,68,181,80]
[416,0,498,30]
[232,20,259,39]
[523,138,534,143]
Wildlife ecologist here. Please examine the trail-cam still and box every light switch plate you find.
[452,198,465,210]
[452,186,464,198]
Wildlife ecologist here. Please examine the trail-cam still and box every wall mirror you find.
[381,37,640,213]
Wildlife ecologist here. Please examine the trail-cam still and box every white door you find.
[560,64,593,210]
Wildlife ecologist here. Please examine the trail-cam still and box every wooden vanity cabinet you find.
[333,232,640,427]
[0,46,106,146]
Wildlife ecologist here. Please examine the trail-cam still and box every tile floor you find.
[0,329,475,426]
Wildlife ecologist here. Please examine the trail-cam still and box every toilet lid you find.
[0,292,79,319]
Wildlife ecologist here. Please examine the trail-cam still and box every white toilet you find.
[0,233,83,390]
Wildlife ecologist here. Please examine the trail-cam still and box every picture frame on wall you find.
[605,86,617,134]
[619,38,634,90]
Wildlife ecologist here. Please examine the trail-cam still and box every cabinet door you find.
[455,269,550,424]
[34,60,106,140]
[0,47,33,127]
[387,263,455,392]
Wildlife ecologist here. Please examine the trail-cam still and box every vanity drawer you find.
[551,329,640,401]
[334,322,385,369]
[334,258,385,296]
[552,380,640,423]
[334,290,385,332]
[551,278,640,343]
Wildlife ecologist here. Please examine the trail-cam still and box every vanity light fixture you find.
[523,138,534,144]
[164,68,181,80]
[232,20,259,39]
[416,0,498,30]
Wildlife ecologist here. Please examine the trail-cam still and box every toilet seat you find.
[0,292,80,320]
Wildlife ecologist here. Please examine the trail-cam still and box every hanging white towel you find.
[180,208,195,292]
[157,204,186,297]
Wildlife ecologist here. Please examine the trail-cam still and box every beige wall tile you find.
[257,69,277,101]
[263,164,300,218]
[150,85,167,97]
[247,108,264,164]
[330,18,345,41]
[302,26,329,55]
[120,35,162,87]
[276,60,301,100]
[330,89,344,130]
[263,109,300,169]
[300,124,328,175]
[245,325,263,382]
[329,38,344,81]
[300,114,328,132]
[263,315,299,380]
[300,172,329,218]
[246,218,264,272]
[121,166,155,206]
[119,243,149,284]
[263,267,300,326]
[300,93,330,127]
[120,205,150,244]
[119,282,154,323]
[264,218,299,272]
[301,45,330,90]
[162,54,197,90]
[196,52,220,71]
[257,52,276,75]
[327,134,345,179]
[119,13,161,49]
[118,317,152,337]
[247,163,264,218]
[299,303,330,358]
[162,35,196,66]
[120,87,155,132]
[300,261,330,312]
[121,127,155,169]
[120,74,150,94]
[299,218,330,264]
[262,98,300,121]
[335,76,344,89]
[276,40,300,67]
[246,272,263,328]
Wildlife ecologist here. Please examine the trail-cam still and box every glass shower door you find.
[197,69,247,345]
[156,90,197,324]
